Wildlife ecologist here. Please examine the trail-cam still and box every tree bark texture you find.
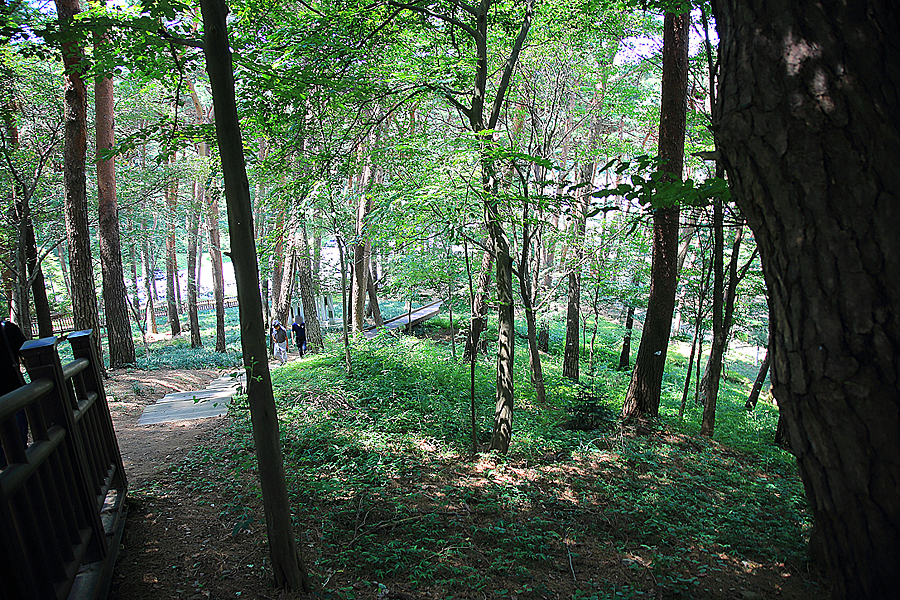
[621,11,688,420]
[714,1,900,597]
[96,72,136,366]
[200,0,311,590]
[55,0,101,358]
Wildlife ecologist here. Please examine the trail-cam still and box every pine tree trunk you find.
[96,69,136,366]
[200,0,311,589]
[55,0,101,358]
[714,1,900,596]
[621,11,688,420]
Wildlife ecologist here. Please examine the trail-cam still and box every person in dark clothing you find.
[1,320,28,468]
[292,314,307,357]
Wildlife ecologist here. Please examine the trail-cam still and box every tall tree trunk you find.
[96,66,136,367]
[714,1,900,597]
[562,165,589,380]
[351,157,375,333]
[621,11,688,420]
[187,181,202,348]
[55,0,101,358]
[367,264,384,328]
[297,221,322,352]
[200,0,311,589]
[517,196,546,405]
[165,157,182,335]
[700,223,751,435]
[207,188,226,352]
[463,241,492,361]
[143,231,157,334]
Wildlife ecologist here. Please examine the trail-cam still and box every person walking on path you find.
[292,314,307,357]
[272,320,288,365]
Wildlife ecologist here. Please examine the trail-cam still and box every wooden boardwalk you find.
[364,300,443,338]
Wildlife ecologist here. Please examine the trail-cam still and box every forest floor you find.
[102,349,831,599]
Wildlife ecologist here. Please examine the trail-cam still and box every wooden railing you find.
[0,330,127,600]
[52,296,240,334]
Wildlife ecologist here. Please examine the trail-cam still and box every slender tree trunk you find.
[621,11,688,421]
[463,240,492,361]
[165,157,181,335]
[187,181,202,348]
[96,67,136,366]
[715,1,900,596]
[700,223,749,436]
[297,222,322,352]
[563,159,593,381]
[207,188,226,352]
[55,0,101,361]
[745,349,770,411]
[618,305,636,370]
[351,161,375,333]
[143,231,157,334]
[367,264,383,328]
[200,0,311,589]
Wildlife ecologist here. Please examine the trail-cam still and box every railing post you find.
[68,330,127,492]
[19,336,107,563]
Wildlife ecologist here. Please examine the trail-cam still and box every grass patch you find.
[176,314,822,599]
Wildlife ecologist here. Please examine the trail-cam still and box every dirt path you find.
[105,367,304,600]
[105,369,224,485]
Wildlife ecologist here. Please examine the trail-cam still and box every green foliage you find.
[172,313,814,596]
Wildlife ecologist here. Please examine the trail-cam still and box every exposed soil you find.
[104,367,296,600]
[105,364,829,600]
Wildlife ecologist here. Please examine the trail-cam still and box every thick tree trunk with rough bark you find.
[55,0,101,356]
[96,71,136,366]
[621,11,688,421]
[200,0,311,589]
[714,1,900,597]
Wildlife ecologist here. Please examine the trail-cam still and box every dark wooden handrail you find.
[0,330,127,600]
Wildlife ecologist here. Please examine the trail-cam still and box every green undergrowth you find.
[177,315,818,599]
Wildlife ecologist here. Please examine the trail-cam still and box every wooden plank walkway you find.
[364,300,443,339]
[137,373,246,425]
